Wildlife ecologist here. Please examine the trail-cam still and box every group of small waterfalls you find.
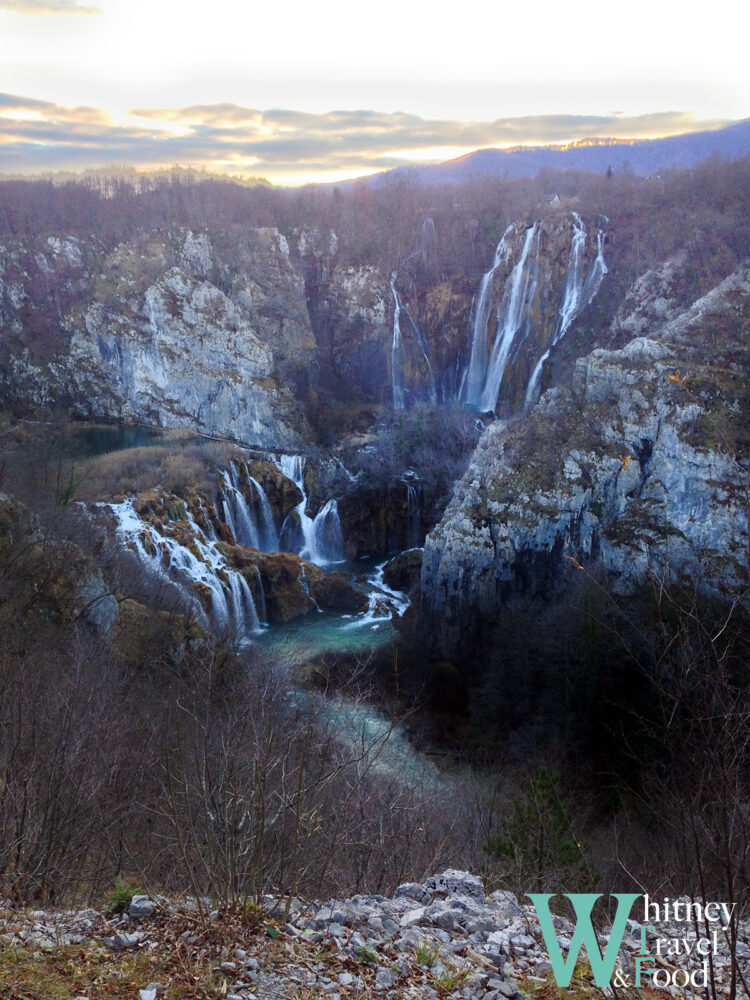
[390,211,608,413]
[106,455,410,658]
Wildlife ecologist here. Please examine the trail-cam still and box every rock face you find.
[0,231,307,447]
[247,460,304,521]
[304,257,392,403]
[420,262,750,653]
[0,213,610,436]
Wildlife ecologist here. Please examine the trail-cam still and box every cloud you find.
[0,0,99,13]
[0,94,734,184]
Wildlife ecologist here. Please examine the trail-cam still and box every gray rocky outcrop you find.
[420,263,750,652]
[0,231,307,448]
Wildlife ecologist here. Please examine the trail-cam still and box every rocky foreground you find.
[1,871,747,999]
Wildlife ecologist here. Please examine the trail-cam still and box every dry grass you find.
[0,415,251,504]
[0,912,674,1000]
[74,439,247,501]
[519,966,667,1000]
[0,907,265,999]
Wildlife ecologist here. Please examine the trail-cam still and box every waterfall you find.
[220,463,279,552]
[313,498,344,563]
[524,218,608,407]
[420,216,437,250]
[248,475,279,551]
[250,564,267,624]
[419,217,438,268]
[403,472,422,548]
[390,271,438,410]
[299,562,323,612]
[462,222,541,413]
[107,498,261,638]
[276,454,344,566]
[390,272,406,410]
[221,467,259,548]
[461,224,513,405]
[461,214,608,413]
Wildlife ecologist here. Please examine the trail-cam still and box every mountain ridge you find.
[334,117,750,187]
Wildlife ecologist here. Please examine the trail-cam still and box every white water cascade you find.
[390,271,438,410]
[276,454,344,566]
[107,498,261,638]
[220,463,279,552]
[402,471,422,548]
[390,272,406,410]
[524,217,609,407]
[461,222,541,412]
[460,224,513,404]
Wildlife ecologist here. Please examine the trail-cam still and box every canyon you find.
[1,166,747,660]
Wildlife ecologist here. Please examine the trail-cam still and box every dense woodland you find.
[2,155,749,295]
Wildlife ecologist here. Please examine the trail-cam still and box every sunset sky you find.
[0,0,747,185]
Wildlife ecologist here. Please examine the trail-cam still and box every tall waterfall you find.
[461,222,541,412]
[108,498,261,638]
[390,271,438,410]
[276,454,344,566]
[391,272,406,410]
[524,217,609,407]
[461,214,608,413]
[460,224,513,404]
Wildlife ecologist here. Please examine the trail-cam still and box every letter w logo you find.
[527,893,641,987]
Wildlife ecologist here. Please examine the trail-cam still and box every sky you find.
[0,0,747,185]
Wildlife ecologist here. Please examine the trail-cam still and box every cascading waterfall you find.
[341,560,411,632]
[312,498,344,562]
[250,564,267,624]
[107,498,261,638]
[460,224,513,403]
[248,475,278,551]
[403,472,422,548]
[299,562,323,612]
[220,463,280,552]
[276,454,344,565]
[221,466,259,549]
[390,271,438,410]
[461,222,541,413]
[524,218,608,407]
[390,272,406,410]
[420,216,437,250]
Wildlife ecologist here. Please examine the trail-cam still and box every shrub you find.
[107,880,138,915]
[485,766,596,894]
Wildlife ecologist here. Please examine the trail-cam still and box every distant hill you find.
[363,118,750,186]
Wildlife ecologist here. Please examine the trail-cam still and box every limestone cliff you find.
[420,261,750,652]
[0,230,309,447]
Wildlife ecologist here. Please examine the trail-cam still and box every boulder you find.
[312,572,368,613]
[424,870,485,902]
[382,548,423,593]
[129,895,156,920]
[239,550,322,622]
